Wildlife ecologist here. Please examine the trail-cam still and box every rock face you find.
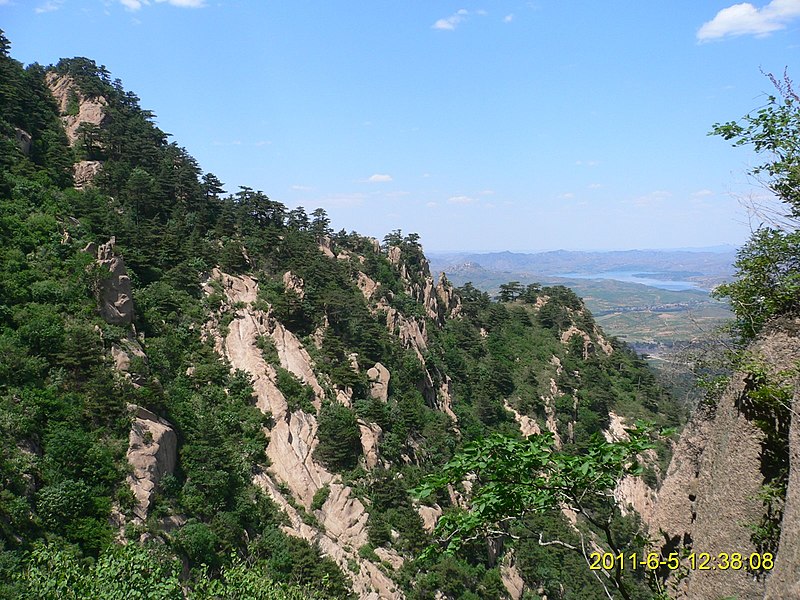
[602,412,657,523]
[205,270,403,600]
[282,270,305,300]
[15,127,31,155]
[367,362,390,403]
[85,237,134,325]
[111,334,148,387]
[73,160,103,188]
[653,318,800,599]
[127,405,177,521]
[358,420,383,469]
[45,72,109,145]
[504,400,541,437]
[500,552,526,600]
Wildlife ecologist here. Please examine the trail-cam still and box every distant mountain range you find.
[429,248,737,291]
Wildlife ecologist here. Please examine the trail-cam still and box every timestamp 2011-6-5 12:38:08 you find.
[588,552,774,572]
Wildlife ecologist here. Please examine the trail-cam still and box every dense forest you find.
[1,30,797,600]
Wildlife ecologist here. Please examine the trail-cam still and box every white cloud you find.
[631,190,671,207]
[291,185,314,191]
[433,8,469,30]
[697,0,800,41]
[503,13,514,22]
[559,192,575,200]
[426,202,438,208]
[575,159,600,167]
[156,0,205,6]
[35,0,63,13]
[448,195,476,204]
[587,183,603,189]
[692,189,714,197]
[366,173,393,183]
[478,189,495,195]
[119,0,205,10]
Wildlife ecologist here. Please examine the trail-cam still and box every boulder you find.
[89,237,133,325]
[127,405,177,521]
[367,362,390,402]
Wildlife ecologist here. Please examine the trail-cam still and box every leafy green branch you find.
[412,424,657,599]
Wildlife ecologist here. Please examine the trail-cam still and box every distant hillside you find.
[429,248,736,291]
[428,254,732,348]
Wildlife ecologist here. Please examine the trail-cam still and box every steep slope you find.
[0,35,687,599]
[653,317,800,600]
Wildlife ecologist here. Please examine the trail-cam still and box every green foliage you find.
[275,367,316,413]
[311,485,330,511]
[315,402,362,471]
[713,229,800,340]
[711,72,800,339]
[414,424,655,555]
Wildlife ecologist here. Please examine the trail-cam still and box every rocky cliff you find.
[652,317,800,599]
[45,71,106,187]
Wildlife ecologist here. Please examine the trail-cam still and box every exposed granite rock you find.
[318,235,335,258]
[282,270,305,300]
[367,362,390,403]
[435,272,462,318]
[111,333,148,387]
[416,504,442,533]
[358,420,383,469]
[356,271,381,301]
[653,318,800,599]
[206,270,404,599]
[504,400,541,437]
[73,160,102,188]
[501,551,526,600]
[436,375,458,423]
[270,319,325,405]
[85,237,133,325]
[45,72,109,146]
[127,405,177,521]
[15,127,31,155]
[602,412,657,523]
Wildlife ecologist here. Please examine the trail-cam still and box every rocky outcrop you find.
[205,269,403,599]
[416,504,443,533]
[271,319,325,405]
[653,318,800,599]
[504,400,541,437]
[435,272,462,318]
[602,412,657,523]
[500,551,526,600]
[111,333,148,387]
[45,72,109,146]
[85,237,133,326]
[73,160,103,188]
[127,405,177,521]
[367,362,390,403]
[15,127,31,155]
[386,245,457,325]
[282,270,305,300]
[358,420,383,469]
[357,271,381,301]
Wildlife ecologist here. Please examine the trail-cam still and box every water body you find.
[556,270,700,291]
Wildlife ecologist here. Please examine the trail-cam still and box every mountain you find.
[2,31,798,600]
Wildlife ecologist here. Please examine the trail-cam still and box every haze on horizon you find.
[3,0,798,252]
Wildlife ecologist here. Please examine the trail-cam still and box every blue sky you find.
[3,1,799,251]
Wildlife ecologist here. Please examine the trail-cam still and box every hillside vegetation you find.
[1,32,691,599]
